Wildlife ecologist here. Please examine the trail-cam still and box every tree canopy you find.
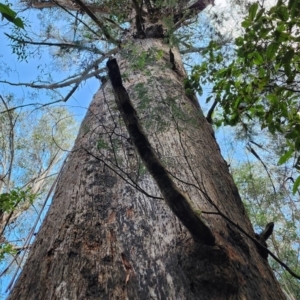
[191,0,300,193]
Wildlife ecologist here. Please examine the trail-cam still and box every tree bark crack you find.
[106,57,215,246]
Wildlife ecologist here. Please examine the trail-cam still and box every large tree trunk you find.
[9,36,285,299]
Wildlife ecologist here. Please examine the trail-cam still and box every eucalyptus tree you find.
[6,0,291,299]
[233,159,300,300]
[220,127,300,300]
[0,95,77,263]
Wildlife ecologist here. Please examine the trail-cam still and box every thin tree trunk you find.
[9,37,285,299]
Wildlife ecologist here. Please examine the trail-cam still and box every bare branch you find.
[0,47,118,92]
[180,46,207,55]
[26,0,110,14]
[206,98,218,124]
[51,0,104,39]
[5,33,105,55]
[0,68,103,89]
[0,96,17,189]
[0,100,63,114]
[72,0,120,44]
[246,144,276,193]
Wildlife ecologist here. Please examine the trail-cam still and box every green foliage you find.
[0,98,77,202]
[0,100,77,269]
[183,75,203,96]
[232,160,300,298]
[13,107,77,185]
[0,188,36,214]
[193,1,300,193]
[0,243,16,260]
[6,30,30,61]
[0,3,24,28]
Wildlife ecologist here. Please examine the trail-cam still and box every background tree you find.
[217,125,300,299]
[0,93,77,280]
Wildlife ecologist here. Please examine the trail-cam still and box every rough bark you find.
[8,34,286,299]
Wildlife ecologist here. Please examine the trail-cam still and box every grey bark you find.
[9,36,285,300]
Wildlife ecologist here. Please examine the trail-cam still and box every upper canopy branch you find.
[0,49,117,91]
[24,0,110,13]
[72,0,120,44]
[0,68,104,89]
[5,33,105,55]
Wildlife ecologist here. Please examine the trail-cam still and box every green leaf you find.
[0,3,24,28]
[288,0,295,9]
[249,2,259,21]
[235,37,244,46]
[257,76,269,89]
[242,20,251,28]
[0,243,16,260]
[266,42,279,60]
[0,188,36,213]
[0,3,16,18]
[283,63,292,77]
[290,2,300,18]
[277,6,289,21]
[258,67,265,77]
[255,8,265,21]
[260,27,272,38]
[286,129,299,140]
[13,17,24,29]
[292,176,300,194]
[1,12,14,22]
[275,31,289,42]
[276,22,286,33]
[253,52,264,65]
[282,49,295,63]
